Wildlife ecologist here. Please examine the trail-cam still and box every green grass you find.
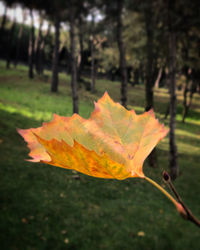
[0,61,200,250]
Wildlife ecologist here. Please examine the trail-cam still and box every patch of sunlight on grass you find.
[0,103,53,121]
[127,105,144,114]
[178,141,199,155]
[177,114,200,125]
[158,137,199,155]
[176,129,200,140]
[154,89,169,98]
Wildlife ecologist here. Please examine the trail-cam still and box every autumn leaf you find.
[17,92,168,180]
[18,94,200,226]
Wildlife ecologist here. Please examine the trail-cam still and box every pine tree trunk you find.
[40,23,51,75]
[182,79,195,123]
[14,22,25,68]
[182,78,189,123]
[154,68,163,88]
[90,14,96,93]
[133,69,139,85]
[77,16,84,82]
[116,0,127,108]
[14,9,26,68]
[51,18,60,92]
[0,4,7,31]
[144,5,157,168]
[14,24,23,68]
[91,36,96,92]
[28,9,35,79]
[35,15,43,75]
[6,19,16,69]
[70,11,79,113]
[169,31,178,179]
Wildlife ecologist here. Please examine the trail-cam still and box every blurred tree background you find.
[0,0,200,249]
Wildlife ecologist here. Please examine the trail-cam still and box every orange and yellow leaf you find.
[18,92,168,180]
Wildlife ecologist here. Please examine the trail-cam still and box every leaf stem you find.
[145,174,200,228]
[162,171,200,228]
[144,176,179,208]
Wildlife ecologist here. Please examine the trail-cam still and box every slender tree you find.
[90,13,96,92]
[69,7,79,113]
[14,8,26,67]
[6,9,16,69]
[143,1,158,168]
[77,15,84,82]
[168,0,178,180]
[51,17,60,92]
[0,3,7,31]
[28,8,35,79]
[39,22,51,75]
[116,0,127,107]
[35,12,44,75]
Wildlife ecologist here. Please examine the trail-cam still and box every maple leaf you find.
[17,92,168,180]
[18,94,200,226]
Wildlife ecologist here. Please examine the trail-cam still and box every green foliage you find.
[0,61,200,249]
[123,11,146,68]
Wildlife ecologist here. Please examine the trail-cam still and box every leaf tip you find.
[100,91,113,103]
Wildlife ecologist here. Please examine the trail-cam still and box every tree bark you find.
[28,9,35,79]
[14,10,26,68]
[182,77,189,123]
[154,68,163,88]
[77,16,84,82]
[144,4,157,168]
[116,0,127,108]
[0,4,7,31]
[40,23,51,75]
[35,14,43,75]
[51,17,60,92]
[6,20,16,69]
[169,31,178,179]
[133,68,139,86]
[182,78,195,123]
[14,23,24,68]
[70,10,79,113]
[91,35,96,92]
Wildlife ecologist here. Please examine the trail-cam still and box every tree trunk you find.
[14,10,26,68]
[70,11,79,114]
[51,17,60,92]
[90,13,96,93]
[77,16,84,82]
[35,14,43,75]
[91,35,96,92]
[182,79,195,123]
[0,4,7,31]
[144,5,157,168]
[40,23,51,75]
[116,0,127,108]
[154,68,163,88]
[14,23,24,68]
[182,78,189,123]
[6,18,16,69]
[164,103,170,120]
[28,9,35,79]
[169,31,178,179]
[133,68,139,85]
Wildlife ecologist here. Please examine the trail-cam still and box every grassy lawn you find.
[0,61,200,250]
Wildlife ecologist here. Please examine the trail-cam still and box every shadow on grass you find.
[177,105,200,122]
[177,120,200,134]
